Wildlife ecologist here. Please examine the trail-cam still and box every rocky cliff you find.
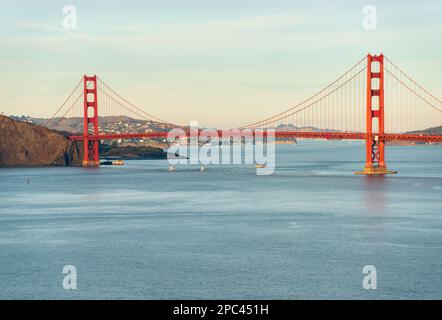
[0,115,82,166]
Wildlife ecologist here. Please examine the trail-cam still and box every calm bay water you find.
[0,141,441,299]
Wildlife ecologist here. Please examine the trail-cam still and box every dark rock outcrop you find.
[100,144,167,160]
[0,115,83,166]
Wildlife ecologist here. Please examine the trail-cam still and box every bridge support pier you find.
[82,75,100,167]
[356,54,396,175]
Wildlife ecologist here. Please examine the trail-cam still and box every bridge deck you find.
[68,131,442,143]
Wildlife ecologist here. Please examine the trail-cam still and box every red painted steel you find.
[362,54,390,174]
[82,75,99,167]
[68,131,442,143]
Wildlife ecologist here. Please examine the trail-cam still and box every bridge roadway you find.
[68,131,442,143]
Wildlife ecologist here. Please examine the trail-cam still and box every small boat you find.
[168,165,176,172]
[254,163,266,169]
[200,164,205,172]
[112,159,124,165]
[101,157,124,166]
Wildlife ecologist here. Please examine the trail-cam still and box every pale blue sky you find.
[0,0,441,127]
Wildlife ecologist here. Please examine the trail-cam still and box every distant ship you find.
[169,165,176,172]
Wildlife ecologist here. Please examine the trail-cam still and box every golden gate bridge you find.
[42,54,442,174]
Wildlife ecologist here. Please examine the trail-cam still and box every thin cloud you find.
[15,20,63,32]
[13,19,87,39]
[110,13,308,35]
[201,14,307,31]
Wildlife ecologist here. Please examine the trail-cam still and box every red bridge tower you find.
[356,54,396,175]
[82,75,100,167]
